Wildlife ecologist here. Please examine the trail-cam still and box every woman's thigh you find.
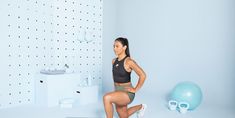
[104,91,131,106]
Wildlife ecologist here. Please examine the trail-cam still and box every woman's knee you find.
[103,93,112,102]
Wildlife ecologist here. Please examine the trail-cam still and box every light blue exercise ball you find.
[170,81,203,110]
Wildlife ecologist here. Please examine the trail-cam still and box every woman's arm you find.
[126,58,146,93]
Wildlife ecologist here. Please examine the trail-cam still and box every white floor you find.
[0,96,235,118]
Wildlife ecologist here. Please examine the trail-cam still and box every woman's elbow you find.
[141,73,146,80]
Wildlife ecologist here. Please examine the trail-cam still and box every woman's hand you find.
[125,86,136,93]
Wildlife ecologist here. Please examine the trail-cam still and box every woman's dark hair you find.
[115,37,130,57]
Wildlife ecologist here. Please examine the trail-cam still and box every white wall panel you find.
[0,0,102,108]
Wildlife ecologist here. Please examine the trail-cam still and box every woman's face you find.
[113,41,126,56]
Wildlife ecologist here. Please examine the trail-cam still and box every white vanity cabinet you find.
[73,85,99,105]
[35,73,99,107]
[35,73,81,107]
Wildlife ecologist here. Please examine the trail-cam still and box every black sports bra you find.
[112,56,131,83]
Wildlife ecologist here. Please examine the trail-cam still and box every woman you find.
[103,37,147,118]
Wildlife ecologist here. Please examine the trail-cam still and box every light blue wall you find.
[103,0,235,107]
[102,0,118,93]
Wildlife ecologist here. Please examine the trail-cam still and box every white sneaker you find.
[137,104,147,118]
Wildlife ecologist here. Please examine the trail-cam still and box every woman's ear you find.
[123,45,127,50]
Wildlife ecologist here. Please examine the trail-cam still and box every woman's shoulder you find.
[125,57,136,65]
[112,57,117,64]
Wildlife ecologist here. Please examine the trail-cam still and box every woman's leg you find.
[103,91,131,118]
[127,104,142,116]
[115,105,128,118]
[116,104,142,117]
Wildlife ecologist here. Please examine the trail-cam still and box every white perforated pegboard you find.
[0,0,102,108]
[53,0,102,82]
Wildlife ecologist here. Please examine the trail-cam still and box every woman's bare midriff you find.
[114,82,131,86]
